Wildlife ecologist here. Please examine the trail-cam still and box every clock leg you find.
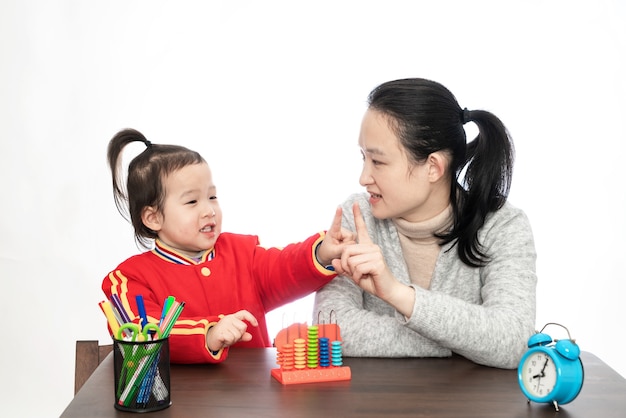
[553,401,560,412]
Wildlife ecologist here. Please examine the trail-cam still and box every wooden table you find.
[61,348,626,417]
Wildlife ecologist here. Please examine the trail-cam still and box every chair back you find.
[75,340,113,394]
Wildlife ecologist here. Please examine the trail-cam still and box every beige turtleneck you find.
[392,205,453,289]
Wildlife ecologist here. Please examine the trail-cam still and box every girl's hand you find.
[334,203,415,317]
[206,310,258,352]
[316,206,357,266]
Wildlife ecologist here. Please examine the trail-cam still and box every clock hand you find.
[532,358,549,379]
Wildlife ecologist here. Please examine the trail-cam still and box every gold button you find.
[201,267,211,276]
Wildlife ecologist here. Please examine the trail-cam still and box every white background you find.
[1,1,625,417]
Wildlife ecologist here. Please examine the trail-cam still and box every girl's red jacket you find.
[102,232,336,364]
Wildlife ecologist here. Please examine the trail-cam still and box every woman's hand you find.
[334,203,415,317]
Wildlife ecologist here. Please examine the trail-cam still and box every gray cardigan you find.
[313,193,537,369]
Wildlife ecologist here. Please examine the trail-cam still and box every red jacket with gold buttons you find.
[102,232,336,364]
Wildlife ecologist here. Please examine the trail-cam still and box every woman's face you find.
[358,109,450,223]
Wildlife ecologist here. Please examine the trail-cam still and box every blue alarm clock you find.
[517,323,584,411]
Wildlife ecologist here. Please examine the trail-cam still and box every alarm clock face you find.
[520,351,557,399]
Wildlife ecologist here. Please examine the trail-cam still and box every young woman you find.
[314,78,537,369]
[103,128,355,364]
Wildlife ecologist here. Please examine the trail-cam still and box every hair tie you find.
[144,139,152,148]
[461,108,471,124]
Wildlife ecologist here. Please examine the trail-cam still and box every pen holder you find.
[113,337,172,412]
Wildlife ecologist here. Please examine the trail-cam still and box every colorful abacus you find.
[271,323,351,385]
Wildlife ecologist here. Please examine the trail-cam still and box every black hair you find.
[107,128,206,249]
[367,78,514,267]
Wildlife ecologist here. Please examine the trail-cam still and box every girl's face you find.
[358,109,450,223]
[149,162,222,258]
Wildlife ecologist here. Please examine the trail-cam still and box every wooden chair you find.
[74,340,113,394]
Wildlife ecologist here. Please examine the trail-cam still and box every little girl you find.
[103,128,355,364]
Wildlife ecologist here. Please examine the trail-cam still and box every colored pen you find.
[111,293,132,324]
[137,360,157,405]
[136,295,149,329]
[158,295,176,327]
[159,300,180,334]
[162,301,185,338]
[138,296,174,405]
[99,300,120,338]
